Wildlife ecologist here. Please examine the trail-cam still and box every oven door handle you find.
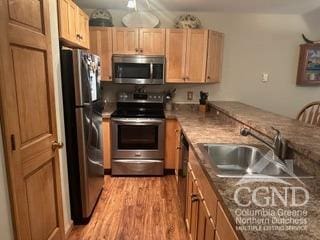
[111,118,164,124]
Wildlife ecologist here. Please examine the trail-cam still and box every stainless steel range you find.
[111,91,165,175]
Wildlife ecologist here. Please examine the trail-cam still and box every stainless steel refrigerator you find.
[61,49,104,224]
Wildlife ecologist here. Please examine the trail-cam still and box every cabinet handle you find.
[176,146,181,150]
[135,48,139,52]
[109,76,112,80]
[191,194,199,202]
[76,34,80,39]
[207,76,211,79]
[140,48,143,53]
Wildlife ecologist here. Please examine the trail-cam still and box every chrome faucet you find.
[240,127,288,160]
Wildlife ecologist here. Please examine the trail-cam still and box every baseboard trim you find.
[65,221,74,239]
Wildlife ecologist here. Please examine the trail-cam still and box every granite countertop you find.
[166,104,320,240]
[210,101,320,163]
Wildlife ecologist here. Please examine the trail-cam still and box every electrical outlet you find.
[187,91,193,101]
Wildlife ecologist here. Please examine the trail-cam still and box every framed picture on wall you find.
[297,44,320,85]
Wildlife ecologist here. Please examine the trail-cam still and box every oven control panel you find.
[118,92,164,103]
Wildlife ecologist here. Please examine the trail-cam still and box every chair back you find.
[297,101,320,126]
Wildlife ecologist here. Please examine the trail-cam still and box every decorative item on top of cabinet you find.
[175,14,202,29]
[89,9,113,27]
[206,31,224,83]
[122,11,160,28]
[90,27,113,81]
[166,29,208,83]
[296,44,320,85]
[57,0,90,49]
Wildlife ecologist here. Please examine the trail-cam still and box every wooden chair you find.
[297,101,320,126]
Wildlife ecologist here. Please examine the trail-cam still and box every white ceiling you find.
[76,0,320,14]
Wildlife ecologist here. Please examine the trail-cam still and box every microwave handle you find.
[150,62,153,80]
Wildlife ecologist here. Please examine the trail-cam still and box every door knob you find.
[52,141,64,150]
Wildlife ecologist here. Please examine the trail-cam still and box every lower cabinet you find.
[186,149,239,240]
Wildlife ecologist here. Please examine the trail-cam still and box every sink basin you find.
[198,143,310,178]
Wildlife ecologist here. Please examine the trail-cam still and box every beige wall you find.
[87,8,320,118]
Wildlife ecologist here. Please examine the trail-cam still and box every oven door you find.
[111,118,165,159]
[112,55,165,85]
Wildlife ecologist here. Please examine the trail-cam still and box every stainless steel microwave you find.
[112,55,165,85]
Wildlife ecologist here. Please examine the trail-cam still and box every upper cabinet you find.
[166,29,217,83]
[113,27,165,55]
[112,27,139,54]
[139,28,166,55]
[185,29,208,83]
[166,29,188,83]
[90,27,113,81]
[57,0,90,49]
[206,31,224,83]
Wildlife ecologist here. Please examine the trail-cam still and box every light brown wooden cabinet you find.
[206,31,224,83]
[113,27,166,55]
[186,149,239,240]
[57,0,90,49]
[103,119,111,169]
[165,119,181,170]
[90,27,113,81]
[166,29,209,83]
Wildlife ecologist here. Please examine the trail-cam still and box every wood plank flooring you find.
[68,176,188,240]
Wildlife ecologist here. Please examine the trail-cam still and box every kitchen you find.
[0,0,320,240]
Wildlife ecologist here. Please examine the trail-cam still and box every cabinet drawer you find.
[216,202,238,240]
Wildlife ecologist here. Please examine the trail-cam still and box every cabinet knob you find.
[176,146,181,150]
[140,49,143,53]
[109,76,112,80]
[207,76,211,79]
[191,194,199,202]
[135,48,139,52]
[52,141,64,151]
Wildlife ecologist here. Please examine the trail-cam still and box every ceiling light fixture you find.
[127,0,137,10]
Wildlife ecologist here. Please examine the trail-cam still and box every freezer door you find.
[73,50,101,106]
[76,105,104,218]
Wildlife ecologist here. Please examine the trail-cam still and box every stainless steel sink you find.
[198,143,310,178]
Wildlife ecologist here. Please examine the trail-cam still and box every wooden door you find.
[112,27,139,54]
[185,29,208,83]
[139,28,165,55]
[166,29,187,83]
[77,9,90,49]
[0,0,65,239]
[90,27,113,81]
[206,31,224,83]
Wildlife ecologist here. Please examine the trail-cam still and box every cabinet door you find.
[58,0,78,43]
[165,119,178,169]
[185,29,208,83]
[139,28,165,55]
[112,27,139,54]
[166,29,187,83]
[77,10,90,49]
[206,31,224,83]
[197,199,215,240]
[90,27,113,81]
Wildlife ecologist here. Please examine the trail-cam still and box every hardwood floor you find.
[68,176,188,240]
